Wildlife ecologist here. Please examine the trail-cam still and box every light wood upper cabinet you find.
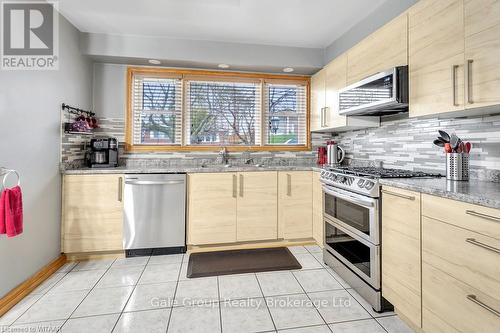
[312,171,323,247]
[278,171,313,239]
[325,54,348,129]
[310,69,326,132]
[409,0,465,117]
[188,173,237,245]
[464,0,500,109]
[236,172,277,242]
[381,186,422,328]
[62,174,124,253]
[347,14,408,85]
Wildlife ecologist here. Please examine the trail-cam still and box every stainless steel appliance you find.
[320,166,440,311]
[123,174,186,256]
[326,141,345,166]
[338,66,408,116]
[86,137,118,168]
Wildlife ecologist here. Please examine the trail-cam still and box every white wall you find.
[0,15,92,297]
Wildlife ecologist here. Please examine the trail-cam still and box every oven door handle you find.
[323,187,375,208]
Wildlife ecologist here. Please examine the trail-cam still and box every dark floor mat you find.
[187,247,302,278]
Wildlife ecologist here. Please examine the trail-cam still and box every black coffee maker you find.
[86,137,118,168]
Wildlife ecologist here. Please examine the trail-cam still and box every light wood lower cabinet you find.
[278,171,312,239]
[381,186,422,328]
[187,173,238,245]
[236,172,277,242]
[312,171,323,247]
[62,174,124,253]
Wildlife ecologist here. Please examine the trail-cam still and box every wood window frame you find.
[126,66,311,152]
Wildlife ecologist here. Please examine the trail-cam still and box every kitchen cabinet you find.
[278,171,313,239]
[187,173,238,245]
[188,171,279,245]
[312,171,323,247]
[347,14,408,85]
[464,0,500,109]
[382,187,500,332]
[236,172,278,242]
[381,186,422,328]
[62,174,124,253]
[408,0,465,117]
[422,198,500,333]
[310,68,326,131]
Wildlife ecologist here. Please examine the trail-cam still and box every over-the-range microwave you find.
[338,66,408,116]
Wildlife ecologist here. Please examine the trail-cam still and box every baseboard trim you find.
[0,254,66,317]
[65,250,125,262]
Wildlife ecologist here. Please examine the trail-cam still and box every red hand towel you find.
[5,186,23,237]
[0,190,6,234]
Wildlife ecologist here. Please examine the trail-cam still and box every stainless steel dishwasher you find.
[123,174,186,256]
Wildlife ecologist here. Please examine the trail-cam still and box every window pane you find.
[266,84,306,145]
[133,77,182,145]
[188,81,259,145]
[143,79,176,110]
[139,112,178,144]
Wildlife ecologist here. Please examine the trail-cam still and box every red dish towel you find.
[0,190,6,234]
[4,186,23,237]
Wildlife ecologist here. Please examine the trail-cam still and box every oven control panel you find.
[320,170,379,197]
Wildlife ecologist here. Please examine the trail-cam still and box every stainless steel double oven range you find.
[320,166,440,312]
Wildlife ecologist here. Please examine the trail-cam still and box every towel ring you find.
[1,169,21,188]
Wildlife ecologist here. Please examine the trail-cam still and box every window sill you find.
[124,143,312,152]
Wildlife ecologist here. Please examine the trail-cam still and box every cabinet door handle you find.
[466,210,500,223]
[287,174,292,196]
[239,174,244,197]
[467,59,473,104]
[232,174,237,198]
[452,65,459,106]
[381,189,415,201]
[466,238,500,255]
[323,107,329,127]
[466,295,500,317]
[118,177,123,202]
[320,107,325,127]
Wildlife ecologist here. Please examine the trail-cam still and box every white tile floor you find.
[0,246,415,333]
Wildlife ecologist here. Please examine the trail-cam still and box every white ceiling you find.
[58,0,387,48]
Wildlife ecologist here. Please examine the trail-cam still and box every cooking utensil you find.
[465,142,472,153]
[444,143,453,154]
[433,139,445,147]
[458,142,466,154]
[438,130,451,142]
[450,133,460,152]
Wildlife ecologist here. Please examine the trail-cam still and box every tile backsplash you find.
[332,113,500,182]
[61,117,330,168]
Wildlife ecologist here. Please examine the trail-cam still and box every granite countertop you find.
[61,164,320,175]
[380,178,500,210]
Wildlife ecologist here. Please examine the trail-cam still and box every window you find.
[126,68,310,151]
[130,75,182,145]
[264,82,307,145]
[185,80,261,146]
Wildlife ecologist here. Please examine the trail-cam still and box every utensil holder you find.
[446,153,469,181]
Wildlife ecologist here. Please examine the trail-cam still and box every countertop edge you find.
[379,179,500,210]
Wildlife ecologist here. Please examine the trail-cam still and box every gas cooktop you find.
[320,166,442,197]
[326,166,441,179]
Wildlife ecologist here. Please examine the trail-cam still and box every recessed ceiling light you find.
[218,64,230,69]
[148,59,161,65]
[283,67,294,73]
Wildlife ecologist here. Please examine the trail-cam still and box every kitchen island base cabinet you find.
[62,175,124,253]
[278,171,313,240]
[187,173,237,245]
[381,186,422,329]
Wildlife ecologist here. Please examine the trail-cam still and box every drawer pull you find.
[466,238,500,255]
[232,174,237,198]
[467,295,500,317]
[381,189,415,201]
[287,174,292,196]
[118,177,123,202]
[466,210,500,223]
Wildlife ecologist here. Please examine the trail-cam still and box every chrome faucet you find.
[217,147,229,165]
